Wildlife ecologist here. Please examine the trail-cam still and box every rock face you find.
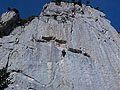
[0,2,120,90]
[0,11,19,35]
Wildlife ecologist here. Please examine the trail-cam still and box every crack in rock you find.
[55,39,67,44]
[68,48,90,58]
[34,36,67,45]
[10,70,46,86]
[42,36,56,41]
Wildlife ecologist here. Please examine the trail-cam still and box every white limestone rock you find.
[0,2,120,90]
[0,11,19,35]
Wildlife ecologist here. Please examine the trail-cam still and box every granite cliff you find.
[0,2,120,90]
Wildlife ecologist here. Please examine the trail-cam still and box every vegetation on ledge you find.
[0,64,11,90]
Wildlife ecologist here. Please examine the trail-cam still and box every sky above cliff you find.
[0,0,120,32]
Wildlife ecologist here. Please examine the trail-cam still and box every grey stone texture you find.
[0,2,120,90]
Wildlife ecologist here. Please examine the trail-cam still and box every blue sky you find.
[0,0,120,32]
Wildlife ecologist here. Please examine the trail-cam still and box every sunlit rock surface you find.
[0,2,120,90]
[0,11,19,35]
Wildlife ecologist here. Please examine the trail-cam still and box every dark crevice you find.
[62,50,66,57]
[42,36,56,41]
[11,70,46,86]
[68,48,90,58]
[55,39,67,44]
[35,36,67,45]
[70,22,73,34]
[83,52,90,57]
[95,19,98,22]
[68,48,82,54]
[35,39,47,43]
[104,40,106,42]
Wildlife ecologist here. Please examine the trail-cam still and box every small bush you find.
[86,0,90,6]
[12,8,19,14]
[72,0,76,4]
[17,18,27,26]
[27,16,36,22]
[94,7,99,10]
[19,18,27,23]
[78,0,82,6]
[17,16,36,26]
[0,67,11,90]
[7,7,11,11]
[52,0,62,5]
[0,29,4,38]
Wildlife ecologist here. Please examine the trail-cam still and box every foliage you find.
[78,0,82,6]
[94,7,99,10]
[7,7,11,11]
[86,0,90,6]
[12,8,19,14]
[0,67,11,90]
[0,29,4,38]
[72,0,76,4]
[18,18,27,26]
[18,16,36,26]
[27,16,36,22]
[51,0,62,5]
[57,0,63,5]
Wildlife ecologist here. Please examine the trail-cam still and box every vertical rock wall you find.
[0,2,120,90]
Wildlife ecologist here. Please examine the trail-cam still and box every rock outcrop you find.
[0,2,120,90]
[0,11,19,35]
